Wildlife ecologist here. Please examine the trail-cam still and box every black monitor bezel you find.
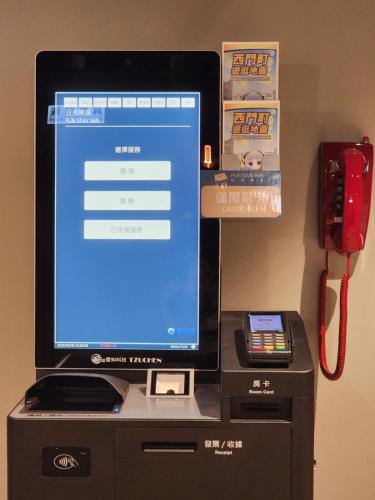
[35,51,220,370]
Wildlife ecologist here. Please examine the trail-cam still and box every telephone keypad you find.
[334,176,345,217]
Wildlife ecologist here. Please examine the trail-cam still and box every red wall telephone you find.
[319,137,373,380]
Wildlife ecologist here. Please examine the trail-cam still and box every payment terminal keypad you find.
[250,332,288,351]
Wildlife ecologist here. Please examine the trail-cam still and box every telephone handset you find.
[319,137,373,380]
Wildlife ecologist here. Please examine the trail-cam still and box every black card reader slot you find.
[142,442,197,453]
[25,374,128,412]
[230,397,292,421]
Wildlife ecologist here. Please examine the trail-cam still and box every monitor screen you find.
[54,92,200,351]
[35,51,220,370]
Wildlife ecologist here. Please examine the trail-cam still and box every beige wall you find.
[1,0,375,498]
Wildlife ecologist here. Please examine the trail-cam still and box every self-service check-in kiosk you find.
[8,52,314,500]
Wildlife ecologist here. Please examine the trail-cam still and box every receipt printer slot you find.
[142,442,197,453]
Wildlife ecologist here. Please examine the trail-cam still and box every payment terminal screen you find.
[54,92,200,350]
[249,314,284,332]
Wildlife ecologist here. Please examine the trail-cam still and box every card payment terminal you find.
[245,312,293,365]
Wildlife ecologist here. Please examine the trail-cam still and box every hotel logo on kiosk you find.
[90,354,162,365]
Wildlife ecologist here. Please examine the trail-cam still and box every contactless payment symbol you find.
[53,454,79,470]
[42,448,91,477]
[41,447,91,477]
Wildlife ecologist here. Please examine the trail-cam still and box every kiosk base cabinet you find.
[8,312,314,500]
[9,421,293,500]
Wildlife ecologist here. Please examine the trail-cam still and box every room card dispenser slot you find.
[245,312,292,365]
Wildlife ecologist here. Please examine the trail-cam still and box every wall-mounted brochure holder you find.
[218,43,281,220]
[200,154,281,219]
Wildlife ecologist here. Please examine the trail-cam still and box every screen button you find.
[108,97,122,108]
[79,97,93,108]
[166,97,181,108]
[84,161,171,181]
[123,97,136,107]
[93,97,107,107]
[152,97,166,108]
[84,191,171,211]
[83,220,171,240]
[137,97,151,108]
[181,97,195,108]
[64,97,78,107]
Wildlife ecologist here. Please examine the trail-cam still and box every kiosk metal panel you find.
[115,427,292,500]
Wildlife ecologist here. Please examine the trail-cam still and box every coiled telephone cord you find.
[319,250,350,381]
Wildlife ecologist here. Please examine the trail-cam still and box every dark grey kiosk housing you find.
[8,312,314,500]
[8,51,314,500]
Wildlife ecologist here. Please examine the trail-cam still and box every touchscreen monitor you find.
[35,52,220,369]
